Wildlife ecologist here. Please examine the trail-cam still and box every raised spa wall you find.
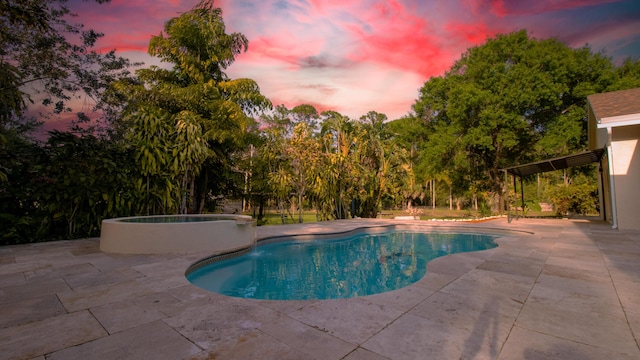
[99,214,256,255]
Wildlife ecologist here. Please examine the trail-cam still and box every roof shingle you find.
[588,87,640,121]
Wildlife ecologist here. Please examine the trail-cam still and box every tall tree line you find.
[245,106,410,225]
[398,30,640,214]
[1,2,639,244]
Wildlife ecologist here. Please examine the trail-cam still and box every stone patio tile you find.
[0,278,70,305]
[487,239,550,259]
[57,280,154,312]
[526,274,622,316]
[130,291,185,316]
[47,320,201,360]
[152,285,240,316]
[603,253,640,283]
[131,258,196,292]
[63,267,142,290]
[288,297,404,344]
[164,300,282,350]
[365,284,434,312]
[88,253,171,272]
[625,307,640,347]
[0,311,107,359]
[0,244,14,253]
[342,347,390,360]
[412,271,458,291]
[499,326,640,359]
[24,262,99,283]
[90,299,167,334]
[0,254,15,265]
[516,301,638,354]
[425,253,485,277]
[542,263,612,283]
[167,284,217,303]
[68,239,101,256]
[259,314,356,359]
[608,267,640,285]
[552,240,600,250]
[132,256,200,277]
[410,291,520,341]
[0,272,25,288]
[596,238,640,256]
[191,330,314,360]
[255,299,319,315]
[440,269,535,305]
[363,312,498,360]
[11,254,91,271]
[141,287,235,316]
[613,278,640,312]
[0,260,56,276]
[545,255,609,275]
[0,294,66,329]
[476,257,543,279]
[135,272,191,292]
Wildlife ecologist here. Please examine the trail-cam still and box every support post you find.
[504,170,511,223]
[520,175,525,218]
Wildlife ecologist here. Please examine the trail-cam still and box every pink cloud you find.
[445,21,501,46]
[68,0,199,54]
[239,35,326,70]
[49,0,638,129]
[344,2,453,78]
[466,0,621,17]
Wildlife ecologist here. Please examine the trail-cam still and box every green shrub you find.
[547,183,598,216]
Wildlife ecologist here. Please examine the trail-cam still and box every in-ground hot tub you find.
[100,214,256,254]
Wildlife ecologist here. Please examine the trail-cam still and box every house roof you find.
[502,148,606,178]
[588,87,640,128]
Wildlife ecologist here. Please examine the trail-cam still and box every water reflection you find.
[187,232,497,300]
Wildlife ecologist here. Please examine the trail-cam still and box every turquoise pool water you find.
[187,231,497,300]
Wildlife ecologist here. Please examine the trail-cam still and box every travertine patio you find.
[1,218,639,359]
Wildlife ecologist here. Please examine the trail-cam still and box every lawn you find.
[247,207,560,226]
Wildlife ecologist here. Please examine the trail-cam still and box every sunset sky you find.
[67,0,640,121]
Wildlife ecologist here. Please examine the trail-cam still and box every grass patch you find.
[246,207,560,226]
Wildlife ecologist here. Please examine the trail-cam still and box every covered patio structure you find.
[502,149,606,220]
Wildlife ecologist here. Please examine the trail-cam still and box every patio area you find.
[1,218,639,359]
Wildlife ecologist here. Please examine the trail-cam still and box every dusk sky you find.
[67,0,640,121]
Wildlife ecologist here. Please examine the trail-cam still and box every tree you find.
[412,30,619,212]
[0,0,134,129]
[316,110,357,220]
[352,111,410,217]
[287,121,320,222]
[388,116,433,208]
[290,104,320,132]
[114,0,271,214]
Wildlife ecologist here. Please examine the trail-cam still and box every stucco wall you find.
[611,125,640,230]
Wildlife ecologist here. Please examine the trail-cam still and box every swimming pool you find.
[186,230,498,300]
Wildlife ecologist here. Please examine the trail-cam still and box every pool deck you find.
[1,218,639,359]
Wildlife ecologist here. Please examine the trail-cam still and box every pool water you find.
[187,231,497,300]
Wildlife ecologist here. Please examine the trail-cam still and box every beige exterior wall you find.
[610,125,640,230]
[599,155,613,224]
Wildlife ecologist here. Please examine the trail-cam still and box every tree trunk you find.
[431,179,436,209]
[197,171,207,214]
[298,192,303,223]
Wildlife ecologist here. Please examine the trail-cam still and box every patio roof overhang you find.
[501,148,607,178]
